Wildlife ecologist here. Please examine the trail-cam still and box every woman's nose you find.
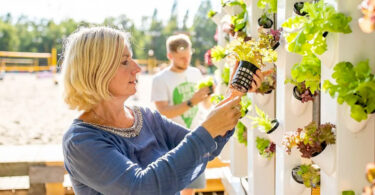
[132,61,141,74]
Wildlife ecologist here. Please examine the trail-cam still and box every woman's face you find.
[108,45,141,99]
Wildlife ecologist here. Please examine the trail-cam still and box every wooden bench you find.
[0,145,65,195]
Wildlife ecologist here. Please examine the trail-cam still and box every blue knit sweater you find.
[63,107,234,195]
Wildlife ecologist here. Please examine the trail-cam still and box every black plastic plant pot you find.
[311,141,327,157]
[258,17,273,29]
[294,2,307,16]
[323,31,329,37]
[272,42,280,50]
[208,85,214,95]
[231,60,259,93]
[291,166,304,184]
[293,86,303,101]
[266,119,279,134]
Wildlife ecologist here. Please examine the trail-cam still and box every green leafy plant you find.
[290,53,321,94]
[222,0,248,33]
[236,121,247,145]
[323,60,375,122]
[226,36,277,68]
[197,76,214,95]
[248,106,274,133]
[282,1,352,56]
[256,137,276,159]
[210,94,224,104]
[221,64,230,86]
[283,122,336,158]
[257,0,277,13]
[207,10,217,18]
[257,67,276,94]
[211,45,227,62]
[296,164,320,188]
[341,190,355,195]
[240,95,252,117]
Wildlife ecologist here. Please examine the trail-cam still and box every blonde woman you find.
[61,27,264,195]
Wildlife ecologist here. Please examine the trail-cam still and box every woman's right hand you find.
[201,96,242,138]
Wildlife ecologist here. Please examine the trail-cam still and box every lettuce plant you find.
[248,106,275,133]
[323,60,375,122]
[296,164,320,188]
[207,10,217,18]
[257,67,276,94]
[283,122,336,158]
[236,121,247,145]
[240,95,252,117]
[290,53,321,94]
[256,137,276,159]
[257,0,277,14]
[211,45,227,62]
[282,1,352,56]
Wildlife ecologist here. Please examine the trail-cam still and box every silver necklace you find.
[81,106,143,138]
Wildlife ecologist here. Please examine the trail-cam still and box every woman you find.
[62,26,264,195]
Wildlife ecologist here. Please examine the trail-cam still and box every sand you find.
[0,73,154,145]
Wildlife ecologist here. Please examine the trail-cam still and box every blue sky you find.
[0,0,221,26]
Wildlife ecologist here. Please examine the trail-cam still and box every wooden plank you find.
[29,166,65,183]
[207,157,230,169]
[28,183,45,195]
[0,51,51,58]
[195,179,225,193]
[2,59,34,64]
[0,190,28,195]
[45,183,64,195]
[0,145,63,163]
[0,162,44,177]
[0,176,29,190]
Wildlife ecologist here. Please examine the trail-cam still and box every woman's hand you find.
[202,96,242,138]
[227,61,274,93]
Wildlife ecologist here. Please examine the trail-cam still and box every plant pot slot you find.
[291,166,304,184]
[293,86,303,101]
[323,31,328,37]
[258,17,273,29]
[231,60,259,93]
[311,141,327,157]
[294,2,308,16]
[267,119,279,134]
[264,89,273,94]
[272,42,280,50]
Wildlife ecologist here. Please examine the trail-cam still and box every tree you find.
[190,0,217,65]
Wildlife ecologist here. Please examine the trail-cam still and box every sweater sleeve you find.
[64,126,217,195]
[154,109,235,161]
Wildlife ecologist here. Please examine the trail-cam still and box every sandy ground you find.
[0,73,154,145]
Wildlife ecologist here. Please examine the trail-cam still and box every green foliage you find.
[291,54,321,94]
[236,121,247,145]
[256,137,275,159]
[221,64,231,86]
[297,164,320,188]
[197,76,214,89]
[248,106,273,133]
[341,191,355,195]
[257,0,277,13]
[240,95,252,117]
[282,1,352,56]
[230,9,248,32]
[257,68,276,94]
[283,122,336,158]
[211,46,227,62]
[207,10,217,18]
[210,94,224,104]
[323,60,375,122]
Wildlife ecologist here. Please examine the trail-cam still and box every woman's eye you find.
[121,61,128,65]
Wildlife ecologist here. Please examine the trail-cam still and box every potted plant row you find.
[291,164,320,188]
[283,121,336,175]
[323,60,375,123]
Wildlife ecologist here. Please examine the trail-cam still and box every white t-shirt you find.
[151,66,208,130]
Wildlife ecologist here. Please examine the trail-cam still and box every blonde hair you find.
[166,34,191,53]
[61,26,130,111]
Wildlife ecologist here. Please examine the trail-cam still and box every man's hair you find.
[61,26,130,111]
[166,34,192,53]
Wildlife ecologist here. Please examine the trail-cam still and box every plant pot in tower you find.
[258,14,273,29]
[294,2,307,16]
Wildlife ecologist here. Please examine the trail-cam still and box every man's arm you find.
[154,87,211,119]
